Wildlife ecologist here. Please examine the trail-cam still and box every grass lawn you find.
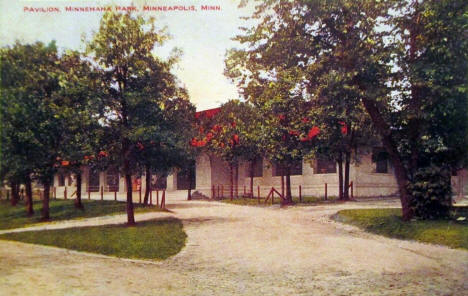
[0,199,162,230]
[333,207,468,250]
[0,218,186,260]
[220,195,338,206]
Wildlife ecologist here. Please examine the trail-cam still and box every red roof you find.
[195,107,221,119]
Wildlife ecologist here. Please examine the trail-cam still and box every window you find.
[272,160,302,176]
[88,169,100,192]
[372,148,389,174]
[177,165,196,190]
[106,167,119,192]
[58,174,65,187]
[151,175,167,190]
[247,157,263,177]
[315,159,336,174]
[376,159,388,173]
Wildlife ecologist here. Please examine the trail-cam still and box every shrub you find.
[408,165,452,219]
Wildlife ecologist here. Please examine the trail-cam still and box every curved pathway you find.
[0,195,466,295]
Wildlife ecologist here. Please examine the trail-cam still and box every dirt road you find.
[0,196,466,295]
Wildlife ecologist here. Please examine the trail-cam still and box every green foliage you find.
[0,41,62,184]
[335,207,468,249]
[54,50,104,175]
[86,11,195,177]
[204,100,262,165]
[408,165,452,219]
[392,0,468,169]
[391,0,468,218]
[0,218,186,260]
[228,0,468,218]
[0,199,162,230]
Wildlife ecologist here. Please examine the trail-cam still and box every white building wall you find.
[352,153,398,197]
[194,152,400,199]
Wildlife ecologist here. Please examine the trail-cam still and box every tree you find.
[1,41,67,220]
[56,50,103,209]
[1,43,40,213]
[230,0,467,219]
[303,67,378,200]
[86,12,185,224]
[135,89,195,205]
[204,100,262,199]
[388,0,468,218]
[226,52,321,203]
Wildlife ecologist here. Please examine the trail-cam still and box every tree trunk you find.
[41,180,50,221]
[25,176,34,216]
[281,173,285,198]
[10,181,19,206]
[144,165,150,205]
[285,166,292,204]
[124,172,135,225]
[119,73,135,225]
[229,163,233,200]
[234,162,239,198]
[75,172,83,209]
[187,166,193,201]
[343,151,351,200]
[361,97,413,220]
[249,160,254,198]
[123,146,135,225]
[338,156,344,200]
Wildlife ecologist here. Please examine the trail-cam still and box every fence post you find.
[221,185,224,199]
[100,186,103,200]
[281,176,285,198]
[257,186,260,203]
[161,190,165,209]
[272,187,274,205]
[324,183,327,200]
[53,187,56,199]
[64,187,67,200]
[230,183,233,201]
[350,181,354,199]
[157,190,159,207]
[139,186,142,204]
[150,189,153,205]
[299,185,302,202]
[217,185,220,199]
[88,187,90,200]
[114,191,117,201]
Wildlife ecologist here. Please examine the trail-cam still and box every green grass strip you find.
[333,207,468,250]
[0,218,186,260]
[0,200,162,230]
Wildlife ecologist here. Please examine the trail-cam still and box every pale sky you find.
[0,0,255,110]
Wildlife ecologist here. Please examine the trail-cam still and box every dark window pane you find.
[376,159,388,173]
[315,159,336,174]
[88,169,100,192]
[372,148,389,174]
[151,175,167,190]
[106,167,119,192]
[177,165,195,190]
[273,160,302,176]
[248,157,263,177]
[58,174,65,187]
